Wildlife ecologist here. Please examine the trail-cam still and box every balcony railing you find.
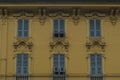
[53,74,66,80]
[90,75,103,80]
[15,75,29,80]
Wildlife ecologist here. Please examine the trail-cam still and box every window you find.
[16,54,28,75]
[89,19,101,38]
[53,54,66,80]
[53,54,65,74]
[53,19,65,37]
[18,19,29,38]
[90,54,102,75]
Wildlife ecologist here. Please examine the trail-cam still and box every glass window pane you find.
[53,54,65,74]
[90,31,95,37]
[54,19,59,32]
[96,31,101,37]
[89,19,95,30]
[90,54,102,75]
[24,31,28,37]
[60,19,65,32]
[24,19,29,30]
[90,54,96,75]
[16,54,28,74]
[96,19,101,30]
[18,31,22,37]
[18,19,23,30]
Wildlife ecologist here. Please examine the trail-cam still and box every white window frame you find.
[53,19,65,37]
[89,19,101,38]
[17,19,29,38]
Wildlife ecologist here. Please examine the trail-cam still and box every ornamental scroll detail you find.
[49,38,69,52]
[38,9,47,25]
[13,38,33,52]
[86,38,106,52]
[109,9,119,25]
[0,9,8,25]
[85,11,105,19]
[72,9,80,25]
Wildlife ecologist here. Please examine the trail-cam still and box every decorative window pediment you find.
[72,9,80,25]
[86,38,106,52]
[13,38,33,52]
[49,37,69,52]
[48,10,70,18]
[85,11,105,19]
[109,9,119,25]
[13,10,34,18]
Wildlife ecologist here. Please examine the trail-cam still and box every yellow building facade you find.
[0,1,120,80]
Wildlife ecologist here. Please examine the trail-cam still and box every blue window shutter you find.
[17,54,22,74]
[53,54,59,73]
[90,54,96,75]
[60,54,65,73]
[24,19,29,37]
[23,54,28,74]
[60,19,65,33]
[96,19,101,37]
[54,19,59,33]
[97,54,102,74]
[89,19,95,37]
[18,19,23,37]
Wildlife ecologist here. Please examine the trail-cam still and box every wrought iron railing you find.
[90,75,103,80]
[15,75,29,80]
[53,74,66,80]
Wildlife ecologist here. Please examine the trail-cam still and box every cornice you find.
[0,8,120,25]
[0,4,120,7]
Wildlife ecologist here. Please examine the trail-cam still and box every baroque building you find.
[0,0,120,80]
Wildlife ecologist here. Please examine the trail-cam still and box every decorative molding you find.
[48,9,70,18]
[86,38,106,52]
[13,37,33,52]
[86,53,106,59]
[49,53,69,59]
[109,9,119,25]
[72,9,80,25]
[0,9,8,25]
[38,9,47,25]
[49,37,69,52]
[13,10,34,18]
[85,11,105,19]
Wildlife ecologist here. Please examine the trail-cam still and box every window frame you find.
[89,19,101,38]
[16,54,28,75]
[17,19,29,38]
[53,54,65,75]
[90,54,102,75]
[53,19,65,38]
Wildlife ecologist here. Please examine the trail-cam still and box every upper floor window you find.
[17,19,29,38]
[16,54,28,75]
[53,54,65,75]
[90,54,102,75]
[53,19,65,37]
[89,19,101,38]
